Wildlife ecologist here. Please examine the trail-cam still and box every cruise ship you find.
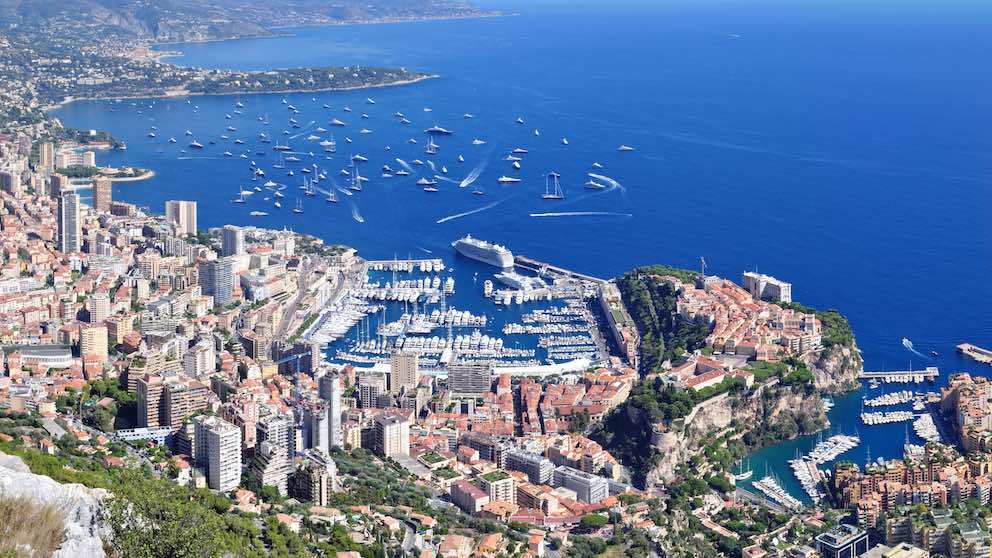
[451,235,514,268]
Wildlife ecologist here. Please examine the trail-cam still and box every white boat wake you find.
[417,246,433,254]
[395,158,414,173]
[587,173,624,193]
[436,199,504,224]
[434,175,459,184]
[426,160,437,172]
[902,338,929,359]
[529,211,633,218]
[350,202,364,223]
[458,156,489,189]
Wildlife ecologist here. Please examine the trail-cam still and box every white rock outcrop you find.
[0,450,108,557]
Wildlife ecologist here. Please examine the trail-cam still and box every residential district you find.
[3,133,992,556]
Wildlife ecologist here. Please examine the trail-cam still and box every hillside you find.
[0,0,499,43]
[591,265,862,488]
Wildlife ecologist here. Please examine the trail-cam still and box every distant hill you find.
[0,0,498,43]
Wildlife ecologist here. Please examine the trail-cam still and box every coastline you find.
[109,170,155,183]
[149,12,509,51]
[45,74,438,113]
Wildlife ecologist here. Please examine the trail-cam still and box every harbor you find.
[858,367,940,383]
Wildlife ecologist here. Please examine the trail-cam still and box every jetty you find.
[513,255,606,285]
[858,367,939,383]
[958,343,992,365]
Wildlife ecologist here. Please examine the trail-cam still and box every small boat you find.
[457,155,465,162]
[407,138,418,144]
[340,169,350,176]
[534,129,540,136]
[472,189,484,195]
[227,126,236,132]
[512,161,521,170]
[505,155,522,162]
[293,198,304,213]
[441,166,448,174]
[250,211,268,217]
[512,147,528,154]
[395,170,411,176]
[412,159,424,166]
[584,180,606,189]
[472,139,486,145]
[516,117,524,124]
[561,138,569,145]
[323,104,331,109]
[931,350,939,357]
[234,139,244,144]
[189,140,203,149]
[463,113,474,119]
[591,162,603,169]
[423,186,439,193]
[367,97,375,104]
[274,200,282,209]
[423,107,433,112]
[425,126,453,135]
[223,151,233,157]
[498,176,521,184]
[168,137,176,143]
[618,144,636,152]
[331,118,346,126]
[352,154,368,162]
[343,106,352,112]
[360,129,372,134]
[147,132,156,138]
[361,114,369,119]
[416,177,438,186]
[185,129,193,136]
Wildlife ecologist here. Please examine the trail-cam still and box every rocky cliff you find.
[0,451,107,557]
[645,386,828,486]
[809,342,863,395]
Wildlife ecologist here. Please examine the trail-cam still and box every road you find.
[274,257,317,340]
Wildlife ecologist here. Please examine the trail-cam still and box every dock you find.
[958,343,992,365]
[514,255,605,285]
[859,367,939,383]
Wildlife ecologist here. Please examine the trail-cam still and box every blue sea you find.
[53,0,992,496]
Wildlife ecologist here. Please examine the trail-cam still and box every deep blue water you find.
[53,0,992,495]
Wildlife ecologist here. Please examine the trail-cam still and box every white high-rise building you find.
[57,191,81,253]
[88,292,110,323]
[304,403,330,455]
[374,411,410,458]
[193,415,242,492]
[165,200,198,236]
[221,224,245,257]
[319,372,344,449]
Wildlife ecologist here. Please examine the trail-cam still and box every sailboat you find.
[293,198,303,214]
[326,188,338,203]
[542,172,564,200]
[733,458,753,481]
[425,136,439,155]
[233,189,247,204]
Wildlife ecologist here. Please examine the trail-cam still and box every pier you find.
[513,255,606,285]
[958,343,992,365]
[858,367,939,382]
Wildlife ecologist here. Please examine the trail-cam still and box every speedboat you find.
[250,211,268,217]
[331,118,346,126]
[472,139,486,145]
[497,176,521,184]
[591,162,603,168]
[512,147,528,154]
[366,98,375,104]
[425,126,453,135]
[618,145,636,151]
[516,117,524,124]
[463,113,474,119]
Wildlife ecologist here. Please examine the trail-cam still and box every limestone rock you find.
[0,450,108,557]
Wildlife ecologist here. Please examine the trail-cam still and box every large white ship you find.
[451,235,514,268]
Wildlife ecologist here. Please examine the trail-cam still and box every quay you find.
[958,343,992,365]
[859,367,939,382]
[513,255,606,285]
